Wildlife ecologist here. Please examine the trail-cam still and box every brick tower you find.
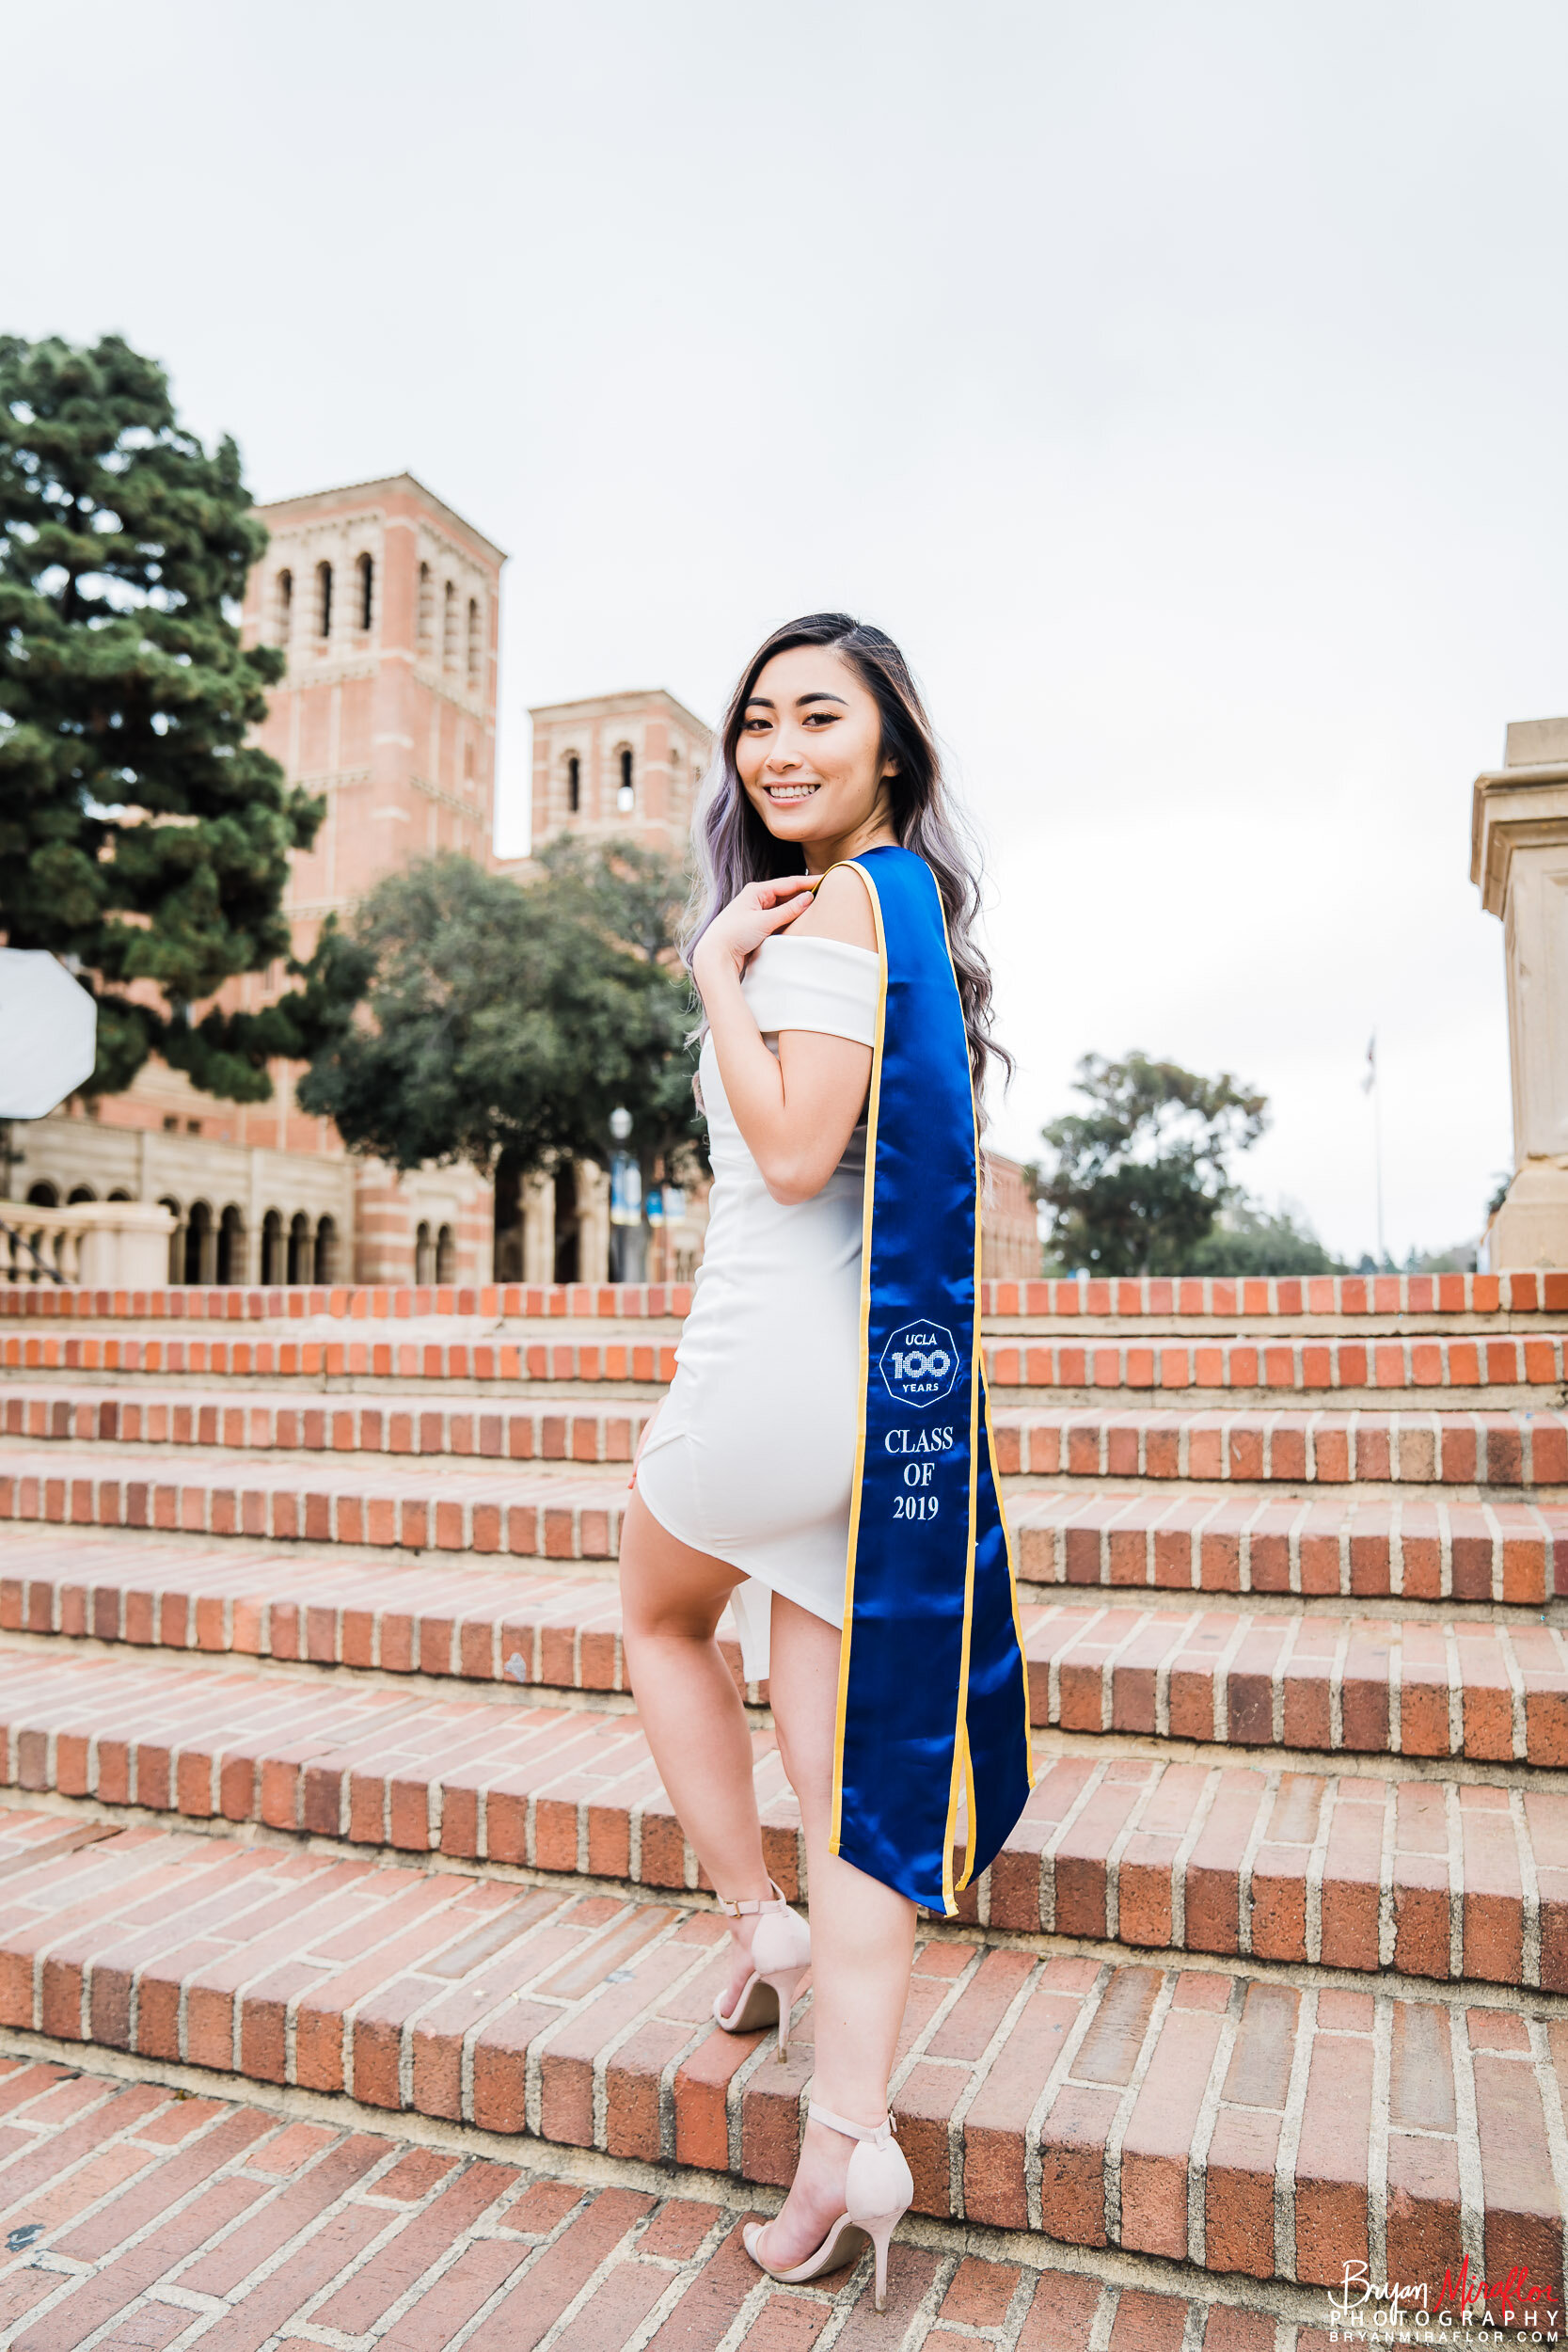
[524,690,711,862]
[8,475,509,1288]
[242,473,504,960]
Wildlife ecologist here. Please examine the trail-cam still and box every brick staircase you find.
[2,1272,1566,2340]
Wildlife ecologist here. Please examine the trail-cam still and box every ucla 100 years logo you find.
[879,1322,961,1407]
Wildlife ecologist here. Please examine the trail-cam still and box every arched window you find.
[617,747,634,813]
[25,1182,58,1207]
[67,1184,96,1203]
[415,1219,435,1284]
[216,1205,245,1285]
[418,562,433,646]
[552,1166,578,1283]
[316,561,333,639]
[183,1200,214,1285]
[436,1223,456,1284]
[467,597,480,686]
[276,568,293,644]
[287,1210,313,1285]
[357,551,373,630]
[315,1214,340,1284]
[442,580,456,668]
[566,754,580,815]
[261,1208,285,1286]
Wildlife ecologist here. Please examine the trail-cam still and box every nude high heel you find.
[712,1880,812,2061]
[742,2103,913,2313]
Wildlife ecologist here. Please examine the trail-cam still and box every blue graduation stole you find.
[829,844,1035,1914]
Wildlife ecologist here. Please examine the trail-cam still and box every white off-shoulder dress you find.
[635,931,881,1682]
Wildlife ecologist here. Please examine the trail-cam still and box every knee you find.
[621,1578,720,1649]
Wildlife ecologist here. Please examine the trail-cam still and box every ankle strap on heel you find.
[716,1878,788,1919]
[808,2101,895,2147]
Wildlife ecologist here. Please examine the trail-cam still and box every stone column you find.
[576,1161,611,1285]
[520,1169,555,1285]
[1472,716,1568,1266]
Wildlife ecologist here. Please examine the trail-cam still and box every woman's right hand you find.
[691,877,818,995]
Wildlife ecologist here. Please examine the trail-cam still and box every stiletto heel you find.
[742,2102,913,2312]
[712,1881,811,2057]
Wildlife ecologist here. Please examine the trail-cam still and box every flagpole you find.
[1364,1034,1385,1268]
[1374,1058,1385,1268]
[1363,1030,1382,1270]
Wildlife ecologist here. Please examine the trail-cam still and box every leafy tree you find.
[294,842,702,1186]
[1029,1051,1269,1275]
[1181,1199,1342,1277]
[0,333,321,1098]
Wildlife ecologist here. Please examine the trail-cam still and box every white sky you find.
[8,0,1566,1262]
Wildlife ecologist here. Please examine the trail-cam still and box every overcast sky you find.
[8,0,1566,1261]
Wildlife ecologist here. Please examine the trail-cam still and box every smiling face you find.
[735,644,899,866]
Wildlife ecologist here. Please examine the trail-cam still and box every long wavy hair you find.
[684,613,1012,1111]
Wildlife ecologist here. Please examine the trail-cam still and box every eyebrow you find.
[743,691,848,710]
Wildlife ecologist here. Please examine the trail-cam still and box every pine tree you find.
[0,333,321,1098]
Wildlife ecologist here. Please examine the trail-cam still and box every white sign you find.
[0,951,99,1119]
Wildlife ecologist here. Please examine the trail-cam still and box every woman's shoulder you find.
[788,864,878,952]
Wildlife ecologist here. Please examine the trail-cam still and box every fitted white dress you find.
[635,932,881,1683]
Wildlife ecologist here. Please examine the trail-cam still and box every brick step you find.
[0,1280,693,1325]
[990,1333,1568,1400]
[1,1386,655,1465]
[0,1808,1560,2292]
[0,1536,697,1694]
[8,1449,1568,1607]
[16,1327,1568,1400]
[1,1647,1564,1981]
[16,1391,1568,1502]
[1005,1406,1568,1490]
[6,1530,1568,1765]
[1012,1488,1568,1603]
[0,1451,629,1561]
[9,1453,1567,1618]
[0,2044,1300,2352]
[1,1329,681,1386]
[9,1268,1568,1325]
[988,1271,1568,1322]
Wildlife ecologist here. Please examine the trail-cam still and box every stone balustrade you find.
[0,1200,175,1289]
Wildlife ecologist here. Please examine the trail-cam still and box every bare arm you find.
[690,866,877,1208]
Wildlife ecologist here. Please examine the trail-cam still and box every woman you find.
[619,614,1032,2311]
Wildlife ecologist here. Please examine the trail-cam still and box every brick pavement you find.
[0,2051,1403,2352]
[0,1818,1561,2297]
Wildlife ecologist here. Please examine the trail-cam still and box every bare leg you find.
[753,1595,917,2270]
[619,1488,771,2009]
